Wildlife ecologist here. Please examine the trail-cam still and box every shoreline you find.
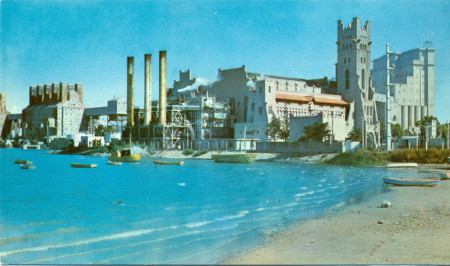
[224,178,450,264]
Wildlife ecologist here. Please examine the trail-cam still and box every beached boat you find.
[107,161,122,166]
[153,160,184,166]
[211,153,256,164]
[15,160,33,164]
[71,163,98,168]
[20,164,36,170]
[109,148,141,162]
[387,162,418,168]
[383,177,440,187]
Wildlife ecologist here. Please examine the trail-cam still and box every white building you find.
[172,66,352,142]
[372,47,435,131]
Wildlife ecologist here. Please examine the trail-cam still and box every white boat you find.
[71,163,97,168]
[387,162,418,168]
[107,161,122,166]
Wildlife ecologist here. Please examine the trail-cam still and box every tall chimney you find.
[127,56,134,127]
[159,50,167,125]
[144,54,152,126]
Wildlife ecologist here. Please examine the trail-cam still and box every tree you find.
[416,116,440,138]
[279,104,290,142]
[95,125,105,136]
[346,128,362,142]
[442,124,448,140]
[379,120,386,140]
[298,122,331,142]
[265,116,282,141]
[105,125,116,134]
[391,123,404,139]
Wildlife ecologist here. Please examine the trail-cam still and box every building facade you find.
[372,47,435,131]
[171,66,352,142]
[22,82,86,139]
[336,17,380,146]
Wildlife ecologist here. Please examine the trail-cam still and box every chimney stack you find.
[144,54,152,126]
[127,56,134,127]
[159,51,167,125]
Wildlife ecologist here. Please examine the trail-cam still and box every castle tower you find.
[336,17,379,147]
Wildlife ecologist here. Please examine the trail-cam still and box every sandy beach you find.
[225,176,450,264]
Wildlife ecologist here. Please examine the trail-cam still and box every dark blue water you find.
[0,148,398,264]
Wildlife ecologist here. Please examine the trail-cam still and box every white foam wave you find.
[177,183,186,187]
[185,210,249,229]
[0,226,170,257]
[256,208,265,212]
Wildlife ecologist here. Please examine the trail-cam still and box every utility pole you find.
[447,121,449,149]
[386,44,392,151]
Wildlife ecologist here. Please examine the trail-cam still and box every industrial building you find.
[372,46,435,132]
[22,82,86,140]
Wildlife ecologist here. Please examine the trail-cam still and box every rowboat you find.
[15,160,33,165]
[71,163,97,168]
[154,160,184,166]
[211,153,256,164]
[109,148,141,162]
[107,161,122,166]
[20,164,36,170]
[383,177,440,187]
[387,162,418,168]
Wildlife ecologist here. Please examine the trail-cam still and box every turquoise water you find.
[0,148,399,264]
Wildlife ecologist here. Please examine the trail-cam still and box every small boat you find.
[211,153,256,164]
[15,160,33,165]
[153,160,184,166]
[109,148,141,162]
[71,163,98,168]
[20,164,36,170]
[383,177,440,187]
[107,161,122,166]
[387,162,418,168]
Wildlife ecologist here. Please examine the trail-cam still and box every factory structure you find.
[372,46,436,135]
[0,17,439,150]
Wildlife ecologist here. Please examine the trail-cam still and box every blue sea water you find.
[0,148,415,264]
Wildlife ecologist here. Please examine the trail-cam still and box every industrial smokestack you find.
[159,51,167,125]
[127,56,134,127]
[144,54,152,126]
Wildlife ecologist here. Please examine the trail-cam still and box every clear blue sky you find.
[1,0,449,122]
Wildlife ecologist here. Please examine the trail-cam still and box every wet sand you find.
[226,178,450,264]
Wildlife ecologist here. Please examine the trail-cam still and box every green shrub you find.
[193,149,209,157]
[389,148,450,164]
[183,148,195,155]
[324,149,387,166]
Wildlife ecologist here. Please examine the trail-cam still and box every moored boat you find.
[387,162,418,168]
[211,153,256,164]
[109,148,141,162]
[154,160,184,166]
[20,164,36,170]
[15,160,33,165]
[71,163,98,168]
[107,161,122,166]
[383,177,440,187]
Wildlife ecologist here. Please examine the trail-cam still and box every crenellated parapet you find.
[26,82,83,106]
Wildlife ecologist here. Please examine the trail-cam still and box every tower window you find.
[345,69,350,90]
[344,58,346,63]
[348,58,351,63]
[361,69,366,90]
[350,44,352,49]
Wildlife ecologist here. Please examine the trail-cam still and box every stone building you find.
[336,17,380,146]
[171,66,351,142]
[22,82,86,139]
[0,93,9,138]
[371,47,435,131]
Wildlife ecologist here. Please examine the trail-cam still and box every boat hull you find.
[108,154,141,162]
[154,160,184,165]
[211,153,256,164]
[15,160,33,165]
[20,164,36,170]
[71,163,97,168]
[387,163,418,168]
[383,177,440,187]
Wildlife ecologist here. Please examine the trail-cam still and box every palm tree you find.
[346,128,362,142]
[299,122,331,142]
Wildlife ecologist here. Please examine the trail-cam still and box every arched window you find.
[269,86,271,93]
[345,69,350,89]
[361,69,366,90]
[349,58,351,63]
[344,58,346,63]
